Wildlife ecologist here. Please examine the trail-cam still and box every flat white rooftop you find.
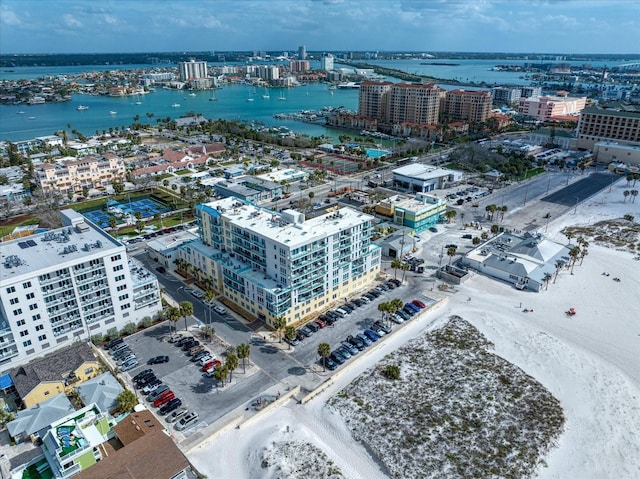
[393,164,456,180]
[1,221,121,283]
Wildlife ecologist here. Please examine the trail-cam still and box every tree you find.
[491,224,500,235]
[108,216,118,229]
[179,301,194,331]
[113,181,124,194]
[447,246,457,265]
[308,191,315,200]
[553,260,564,284]
[318,342,331,371]
[444,210,457,224]
[391,258,403,280]
[213,364,227,386]
[569,246,581,275]
[543,272,553,290]
[400,261,410,282]
[164,306,180,335]
[0,408,15,428]
[201,325,215,342]
[631,190,639,204]
[115,390,138,413]
[377,302,389,322]
[284,326,297,350]
[236,343,251,373]
[204,289,215,325]
[460,212,465,227]
[225,353,238,382]
[273,315,287,343]
[135,220,145,233]
[472,236,481,245]
[389,298,404,317]
[623,190,630,202]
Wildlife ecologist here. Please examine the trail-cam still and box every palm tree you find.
[318,342,331,371]
[553,260,564,284]
[389,298,404,317]
[543,272,553,290]
[491,224,500,235]
[391,258,403,280]
[569,246,581,275]
[447,246,457,265]
[236,343,251,373]
[204,290,215,325]
[225,353,238,382]
[273,315,287,343]
[564,230,574,243]
[460,212,465,228]
[201,325,215,342]
[179,301,194,331]
[164,306,180,336]
[213,364,227,387]
[631,190,638,203]
[580,246,589,266]
[623,190,630,202]
[284,326,297,350]
[115,390,138,413]
[500,205,508,221]
[377,302,389,322]
[400,262,410,282]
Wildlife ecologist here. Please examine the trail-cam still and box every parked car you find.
[191,351,210,363]
[175,336,192,347]
[389,314,404,325]
[295,331,306,342]
[159,398,182,416]
[176,412,199,431]
[341,304,354,313]
[147,385,169,402]
[121,358,138,372]
[188,345,205,356]
[307,322,320,333]
[347,335,366,350]
[363,329,381,342]
[202,359,222,372]
[341,341,359,355]
[168,334,184,343]
[385,281,396,290]
[356,333,372,346]
[330,351,345,365]
[117,353,136,366]
[105,337,124,350]
[181,340,198,351]
[300,326,313,337]
[405,302,420,313]
[397,310,411,321]
[132,369,153,382]
[337,346,352,359]
[314,318,327,329]
[390,278,401,287]
[136,374,157,389]
[368,290,381,298]
[166,407,189,423]
[364,293,376,301]
[326,311,340,320]
[197,354,214,366]
[321,356,337,371]
[353,298,365,307]
[147,355,169,365]
[155,266,166,274]
[153,391,175,407]
[334,308,348,317]
[213,305,227,315]
[402,306,416,316]
[142,379,162,395]
[109,342,129,355]
[412,299,426,309]
[373,321,392,334]
[113,348,133,360]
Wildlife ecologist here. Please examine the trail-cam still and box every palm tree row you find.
[622,189,638,203]
[390,258,410,282]
[377,298,404,324]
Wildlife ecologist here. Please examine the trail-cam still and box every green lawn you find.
[0,218,41,239]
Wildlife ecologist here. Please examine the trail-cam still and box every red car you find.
[412,299,426,309]
[153,391,175,407]
[202,359,222,372]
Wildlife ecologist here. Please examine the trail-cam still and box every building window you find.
[29,304,38,311]
[13,309,22,316]
[35,324,44,331]
[9,298,19,305]
[16,319,26,326]
[118,294,129,301]
[120,303,130,311]
[116,285,126,292]
[26,292,35,300]
[115,274,125,282]
[20,330,29,337]
[32,314,41,321]
[38,334,47,341]
[23,281,32,289]
[113,265,123,272]
[111,255,122,262]
[6,286,16,294]
[44,391,49,396]
[22,340,32,347]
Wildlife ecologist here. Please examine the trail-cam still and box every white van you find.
[213,305,227,315]
[334,308,348,317]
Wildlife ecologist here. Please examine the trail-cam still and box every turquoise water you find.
[366,148,390,158]
[1,83,359,141]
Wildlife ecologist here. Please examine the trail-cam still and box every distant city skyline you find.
[0,0,638,55]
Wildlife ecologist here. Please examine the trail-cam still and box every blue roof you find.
[0,373,14,389]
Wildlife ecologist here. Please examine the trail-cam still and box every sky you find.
[1,0,638,55]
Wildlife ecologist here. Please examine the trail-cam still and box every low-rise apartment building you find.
[179,198,381,326]
[35,154,125,194]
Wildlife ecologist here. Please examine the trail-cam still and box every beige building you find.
[593,142,640,166]
[443,89,492,123]
[518,95,587,121]
[387,83,442,126]
[358,81,393,120]
[576,103,640,150]
[35,154,125,194]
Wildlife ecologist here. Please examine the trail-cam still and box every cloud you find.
[0,6,22,26]
[62,14,83,28]
[103,14,118,25]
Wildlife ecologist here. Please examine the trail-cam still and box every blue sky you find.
[1,0,638,54]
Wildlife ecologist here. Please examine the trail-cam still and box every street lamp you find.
[574,196,579,215]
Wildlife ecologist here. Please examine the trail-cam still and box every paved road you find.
[541,172,618,206]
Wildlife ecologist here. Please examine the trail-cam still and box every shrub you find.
[121,322,137,336]
[383,364,401,380]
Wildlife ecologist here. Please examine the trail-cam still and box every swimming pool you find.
[366,148,390,159]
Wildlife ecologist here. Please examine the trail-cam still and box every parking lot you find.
[107,325,272,441]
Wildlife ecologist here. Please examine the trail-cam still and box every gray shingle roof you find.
[6,394,75,440]
[10,342,97,399]
[76,372,124,413]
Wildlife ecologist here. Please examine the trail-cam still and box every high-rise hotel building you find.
[576,103,640,150]
[0,210,161,370]
[359,81,441,126]
[443,89,493,123]
[178,59,208,82]
[179,198,380,326]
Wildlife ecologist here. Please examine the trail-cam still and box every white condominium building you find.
[181,198,381,327]
[0,210,162,371]
[178,60,208,82]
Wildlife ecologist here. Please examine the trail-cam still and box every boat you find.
[246,98,254,102]
[17,111,25,114]
[209,90,218,101]
[171,103,180,108]
[109,111,117,115]
[76,105,89,111]
[188,93,196,97]
[134,101,142,105]
[28,117,36,120]
[262,88,270,99]
[278,90,286,101]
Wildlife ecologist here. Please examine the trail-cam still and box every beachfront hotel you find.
[35,154,125,194]
[178,198,381,326]
[0,210,161,371]
[576,102,640,150]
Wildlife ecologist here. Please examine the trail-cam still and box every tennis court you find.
[84,210,111,228]
[82,196,171,228]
